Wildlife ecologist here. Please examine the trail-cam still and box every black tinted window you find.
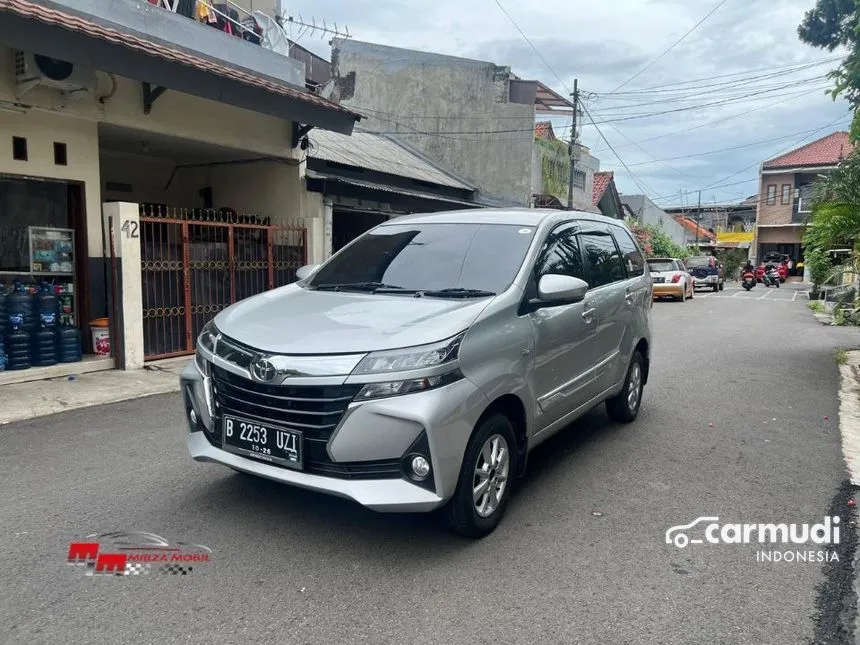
[613,227,646,276]
[535,227,585,280]
[580,233,626,287]
[307,223,536,293]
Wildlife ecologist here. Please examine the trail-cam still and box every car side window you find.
[676,261,686,272]
[534,226,586,282]
[612,227,646,277]
[580,232,626,288]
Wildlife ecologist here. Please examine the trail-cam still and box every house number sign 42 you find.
[121,220,139,238]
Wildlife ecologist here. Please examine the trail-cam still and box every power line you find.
[647,110,853,202]
[579,103,656,196]
[610,0,729,93]
[599,57,840,96]
[590,85,835,153]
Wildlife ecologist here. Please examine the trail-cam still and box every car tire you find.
[678,290,685,302]
[712,283,718,292]
[446,413,517,539]
[605,351,645,424]
[719,281,724,291]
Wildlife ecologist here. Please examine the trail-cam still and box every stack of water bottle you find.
[0,282,82,371]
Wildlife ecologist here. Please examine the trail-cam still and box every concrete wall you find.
[327,39,535,206]
[757,172,795,225]
[621,194,687,246]
[757,226,803,244]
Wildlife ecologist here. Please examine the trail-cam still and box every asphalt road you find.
[1,283,858,645]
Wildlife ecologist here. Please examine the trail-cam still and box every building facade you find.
[0,0,359,381]
[753,131,853,268]
[620,194,687,246]
[324,38,573,209]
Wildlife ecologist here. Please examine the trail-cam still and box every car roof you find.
[379,208,627,228]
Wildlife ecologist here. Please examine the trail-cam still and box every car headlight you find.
[195,351,211,377]
[352,332,465,375]
[356,370,464,400]
[197,321,218,354]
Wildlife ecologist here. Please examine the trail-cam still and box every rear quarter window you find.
[612,227,646,277]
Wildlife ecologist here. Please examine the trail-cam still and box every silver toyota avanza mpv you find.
[181,209,653,538]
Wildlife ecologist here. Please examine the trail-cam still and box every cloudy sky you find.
[279,0,851,207]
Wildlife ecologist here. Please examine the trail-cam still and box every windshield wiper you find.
[312,281,416,293]
[421,288,496,298]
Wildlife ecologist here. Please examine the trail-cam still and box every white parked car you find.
[646,258,693,302]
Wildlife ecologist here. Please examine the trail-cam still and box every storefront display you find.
[0,227,82,371]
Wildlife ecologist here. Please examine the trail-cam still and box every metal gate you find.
[140,206,307,360]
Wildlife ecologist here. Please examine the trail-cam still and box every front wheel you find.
[606,351,645,423]
[712,283,719,292]
[446,414,516,538]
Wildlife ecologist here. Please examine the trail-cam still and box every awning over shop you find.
[716,231,755,245]
[0,0,360,134]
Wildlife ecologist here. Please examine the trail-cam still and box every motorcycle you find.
[763,267,781,288]
[742,270,756,291]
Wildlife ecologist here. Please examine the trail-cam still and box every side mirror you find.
[537,274,589,304]
[295,264,319,281]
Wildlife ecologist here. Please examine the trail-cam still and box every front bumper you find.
[652,284,684,297]
[181,360,488,513]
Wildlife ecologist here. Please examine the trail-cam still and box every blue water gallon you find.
[57,323,82,363]
[0,287,6,336]
[7,283,35,331]
[5,316,31,370]
[36,282,59,318]
[31,312,58,366]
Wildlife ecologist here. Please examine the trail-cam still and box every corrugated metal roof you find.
[305,170,479,207]
[308,129,474,190]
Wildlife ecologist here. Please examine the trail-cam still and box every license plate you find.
[652,277,665,283]
[222,415,302,469]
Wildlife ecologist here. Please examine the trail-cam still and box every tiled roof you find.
[763,131,853,170]
[592,171,613,205]
[674,215,716,240]
[535,121,556,140]
[0,0,358,118]
[309,129,474,190]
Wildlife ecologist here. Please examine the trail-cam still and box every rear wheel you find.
[446,414,516,538]
[719,281,724,291]
[606,352,645,423]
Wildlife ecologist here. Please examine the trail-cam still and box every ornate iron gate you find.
[140,206,307,360]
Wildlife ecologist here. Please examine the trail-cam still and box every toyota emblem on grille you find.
[251,357,278,382]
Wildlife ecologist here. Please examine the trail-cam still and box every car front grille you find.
[692,269,710,278]
[209,366,401,480]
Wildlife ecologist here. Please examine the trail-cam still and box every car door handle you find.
[582,307,596,323]
[625,292,635,305]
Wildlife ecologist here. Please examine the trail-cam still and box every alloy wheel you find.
[473,434,510,518]
[627,362,642,412]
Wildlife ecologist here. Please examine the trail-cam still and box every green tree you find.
[804,152,860,252]
[798,0,860,135]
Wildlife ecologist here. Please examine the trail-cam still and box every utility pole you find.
[567,78,579,210]
[694,190,701,249]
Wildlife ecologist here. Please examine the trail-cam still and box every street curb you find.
[839,354,860,488]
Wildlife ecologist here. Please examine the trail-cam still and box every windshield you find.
[306,222,537,294]
[647,260,676,272]
[685,256,713,268]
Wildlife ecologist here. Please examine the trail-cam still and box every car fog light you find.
[410,455,431,480]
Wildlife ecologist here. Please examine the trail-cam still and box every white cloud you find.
[284,0,852,205]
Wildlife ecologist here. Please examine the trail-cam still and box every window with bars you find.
[573,170,586,191]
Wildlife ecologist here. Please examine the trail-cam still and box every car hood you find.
[213,284,493,354]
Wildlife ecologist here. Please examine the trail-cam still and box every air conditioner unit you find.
[14,51,97,97]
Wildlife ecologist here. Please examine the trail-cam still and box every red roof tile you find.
[763,131,853,170]
[535,121,556,140]
[592,171,613,205]
[0,0,359,118]
[673,215,716,240]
